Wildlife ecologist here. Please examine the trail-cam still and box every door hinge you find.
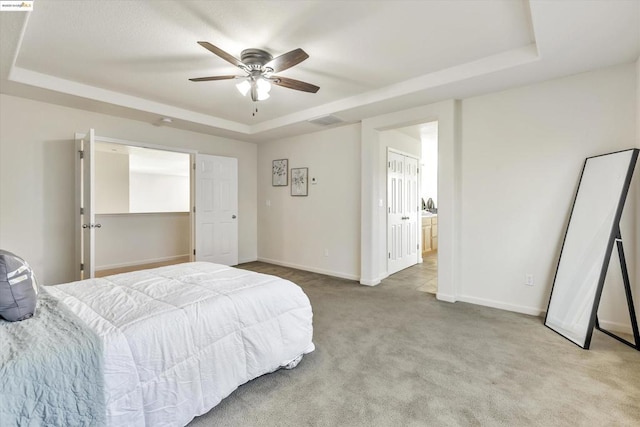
[193,206,196,213]
[388,253,391,259]
[193,249,196,256]
[80,207,84,215]
[193,163,196,170]
[79,150,84,159]
[80,263,84,271]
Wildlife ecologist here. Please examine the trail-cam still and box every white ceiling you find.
[1,1,639,142]
[96,141,190,176]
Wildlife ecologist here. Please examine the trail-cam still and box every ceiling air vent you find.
[307,115,345,126]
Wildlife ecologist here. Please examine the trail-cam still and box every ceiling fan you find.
[189,42,320,102]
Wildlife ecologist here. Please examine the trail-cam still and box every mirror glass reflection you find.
[545,150,635,347]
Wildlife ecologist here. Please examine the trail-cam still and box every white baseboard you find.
[457,294,544,316]
[436,292,456,303]
[96,254,190,271]
[238,257,258,264]
[359,272,389,286]
[256,257,359,281]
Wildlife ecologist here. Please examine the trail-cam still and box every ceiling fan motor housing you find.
[241,49,273,72]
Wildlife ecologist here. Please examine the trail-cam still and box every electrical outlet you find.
[324,249,329,257]
[266,200,271,207]
[525,274,534,286]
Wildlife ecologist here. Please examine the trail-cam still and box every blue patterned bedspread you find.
[0,287,105,426]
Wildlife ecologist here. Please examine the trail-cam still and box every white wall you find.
[129,172,189,213]
[0,94,257,285]
[257,124,361,279]
[1,60,637,332]
[95,150,129,214]
[380,130,421,158]
[459,63,637,330]
[95,213,190,269]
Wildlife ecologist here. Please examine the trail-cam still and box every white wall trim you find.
[96,254,190,271]
[359,273,389,286]
[436,293,457,303]
[360,100,460,302]
[457,294,544,317]
[257,257,360,281]
[75,132,198,154]
[238,257,258,264]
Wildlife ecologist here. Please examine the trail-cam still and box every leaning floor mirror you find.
[545,148,639,349]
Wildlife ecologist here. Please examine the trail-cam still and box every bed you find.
[2,262,314,427]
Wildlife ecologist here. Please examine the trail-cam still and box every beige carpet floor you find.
[188,261,640,426]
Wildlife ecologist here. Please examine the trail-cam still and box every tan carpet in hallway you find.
[188,261,640,426]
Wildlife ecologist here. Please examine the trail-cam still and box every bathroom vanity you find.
[421,213,438,256]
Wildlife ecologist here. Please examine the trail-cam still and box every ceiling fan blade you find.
[272,76,320,93]
[189,75,238,82]
[197,41,244,68]
[265,48,309,73]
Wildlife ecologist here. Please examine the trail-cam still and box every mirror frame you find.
[545,148,638,349]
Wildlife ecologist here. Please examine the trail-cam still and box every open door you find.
[75,129,96,280]
[195,154,238,265]
[388,150,419,275]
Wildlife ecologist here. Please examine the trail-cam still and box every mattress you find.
[47,262,314,427]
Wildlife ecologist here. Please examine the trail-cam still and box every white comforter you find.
[48,262,314,427]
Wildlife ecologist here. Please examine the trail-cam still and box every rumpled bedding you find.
[47,262,314,427]
[0,288,105,427]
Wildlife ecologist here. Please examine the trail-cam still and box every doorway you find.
[75,130,239,279]
[418,121,439,294]
[385,121,439,294]
[360,101,457,302]
[92,141,192,277]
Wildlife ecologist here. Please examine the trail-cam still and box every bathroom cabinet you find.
[421,215,438,256]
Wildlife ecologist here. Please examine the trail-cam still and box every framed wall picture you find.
[272,159,288,186]
[291,167,308,196]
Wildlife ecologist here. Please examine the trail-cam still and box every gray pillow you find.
[0,250,39,322]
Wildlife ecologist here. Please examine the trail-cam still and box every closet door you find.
[195,154,238,265]
[75,129,96,280]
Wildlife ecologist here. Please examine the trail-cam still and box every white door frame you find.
[360,101,460,303]
[75,130,96,280]
[74,133,198,278]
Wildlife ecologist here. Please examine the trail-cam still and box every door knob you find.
[232,215,237,219]
[95,224,102,228]
[82,224,89,229]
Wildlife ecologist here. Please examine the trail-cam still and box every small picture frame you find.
[291,167,308,196]
[272,159,288,186]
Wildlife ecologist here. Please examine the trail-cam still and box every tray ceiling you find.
[1,1,638,142]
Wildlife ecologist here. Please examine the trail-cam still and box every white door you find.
[75,129,96,280]
[195,154,238,265]
[388,150,419,275]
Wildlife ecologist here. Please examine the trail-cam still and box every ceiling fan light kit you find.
[190,42,319,104]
